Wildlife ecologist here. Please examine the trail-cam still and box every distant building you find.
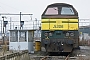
[79,26,90,41]
[79,26,90,35]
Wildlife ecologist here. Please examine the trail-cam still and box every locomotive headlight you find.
[66,33,69,36]
[44,33,48,36]
[70,33,74,36]
[61,44,63,45]
[49,33,52,36]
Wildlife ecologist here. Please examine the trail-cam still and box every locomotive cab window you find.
[61,7,74,15]
[45,7,58,15]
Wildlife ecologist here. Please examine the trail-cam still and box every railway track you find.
[29,48,79,60]
[40,56,70,60]
[30,51,78,60]
[65,54,70,60]
[40,53,71,60]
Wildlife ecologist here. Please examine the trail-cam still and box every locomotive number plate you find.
[53,25,63,28]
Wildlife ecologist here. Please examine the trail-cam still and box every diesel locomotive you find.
[41,3,79,53]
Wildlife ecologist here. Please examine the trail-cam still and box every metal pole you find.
[33,21,34,29]
[1,21,2,36]
[35,18,37,29]
[20,12,21,38]
[20,12,21,30]
[13,23,14,29]
[10,17,11,30]
[30,15,32,20]
[2,16,5,44]
[38,20,39,29]
[5,27,6,35]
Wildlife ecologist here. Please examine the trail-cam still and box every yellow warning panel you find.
[41,19,78,30]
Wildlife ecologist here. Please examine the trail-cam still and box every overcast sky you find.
[0,0,90,20]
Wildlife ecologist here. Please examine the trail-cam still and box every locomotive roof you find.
[42,3,78,18]
[48,3,72,7]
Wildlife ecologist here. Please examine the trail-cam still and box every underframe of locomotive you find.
[41,30,79,53]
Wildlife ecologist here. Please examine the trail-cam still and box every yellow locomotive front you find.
[41,3,79,52]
